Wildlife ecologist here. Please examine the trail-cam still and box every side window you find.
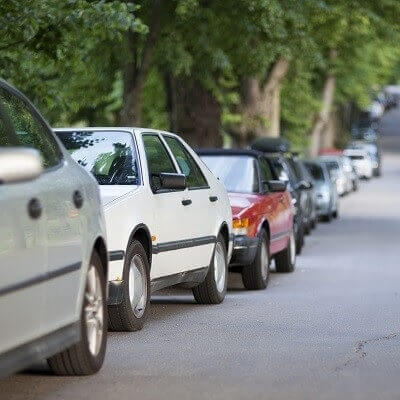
[259,158,274,182]
[0,103,18,147]
[0,87,61,168]
[164,136,208,189]
[142,134,177,190]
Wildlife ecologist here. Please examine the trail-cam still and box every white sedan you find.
[56,128,233,332]
[0,80,108,377]
[344,149,373,179]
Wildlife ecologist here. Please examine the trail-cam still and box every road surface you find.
[1,108,400,399]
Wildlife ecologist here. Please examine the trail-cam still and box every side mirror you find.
[267,180,288,192]
[0,148,43,184]
[159,172,186,190]
[296,180,311,190]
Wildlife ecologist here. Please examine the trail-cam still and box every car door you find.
[258,157,287,251]
[162,135,216,270]
[0,86,47,355]
[141,134,190,279]
[1,85,83,333]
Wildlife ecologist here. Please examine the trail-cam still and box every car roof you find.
[53,127,180,137]
[196,148,265,158]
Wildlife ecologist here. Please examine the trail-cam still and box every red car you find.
[198,149,296,290]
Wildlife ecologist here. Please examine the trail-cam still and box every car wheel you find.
[275,230,296,273]
[332,209,338,219]
[48,251,107,375]
[108,240,150,332]
[193,233,227,304]
[241,230,270,290]
[295,222,304,255]
[310,218,316,230]
[321,213,332,222]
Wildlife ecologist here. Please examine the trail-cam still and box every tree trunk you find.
[119,0,162,126]
[309,50,337,157]
[170,77,222,148]
[229,57,289,147]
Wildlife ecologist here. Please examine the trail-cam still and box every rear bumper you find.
[230,235,259,266]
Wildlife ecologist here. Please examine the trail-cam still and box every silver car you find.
[304,160,338,222]
[0,80,108,377]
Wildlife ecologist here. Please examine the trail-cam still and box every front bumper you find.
[315,196,330,216]
[230,235,259,266]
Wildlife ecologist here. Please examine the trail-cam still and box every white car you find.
[343,149,373,179]
[55,128,233,332]
[318,156,351,196]
[0,80,108,377]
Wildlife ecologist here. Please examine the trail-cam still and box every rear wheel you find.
[108,240,150,332]
[321,213,332,222]
[241,230,270,290]
[295,222,304,255]
[48,251,107,375]
[193,233,227,304]
[275,231,296,273]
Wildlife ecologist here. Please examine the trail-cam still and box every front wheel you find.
[275,231,296,273]
[48,251,107,375]
[108,240,150,332]
[193,234,227,304]
[241,230,270,290]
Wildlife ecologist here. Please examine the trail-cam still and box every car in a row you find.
[0,81,298,378]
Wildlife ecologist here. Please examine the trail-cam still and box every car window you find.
[0,87,61,168]
[259,158,274,182]
[56,130,139,185]
[200,155,259,194]
[305,162,324,181]
[142,134,177,190]
[164,136,208,189]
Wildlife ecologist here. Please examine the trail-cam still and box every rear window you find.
[200,154,259,193]
[56,130,139,185]
[304,163,324,181]
[348,155,364,160]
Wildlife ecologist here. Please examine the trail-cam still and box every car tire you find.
[275,230,296,273]
[241,230,270,290]
[310,218,316,230]
[193,233,227,304]
[332,209,338,219]
[108,240,150,332]
[322,213,332,222]
[295,222,304,255]
[48,251,107,375]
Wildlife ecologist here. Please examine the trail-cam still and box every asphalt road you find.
[1,109,400,400]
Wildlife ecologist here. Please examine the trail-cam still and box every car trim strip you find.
[109,250,125,261]
[0,262,81,298]
[271,230,291,242]
[153,235,216,254]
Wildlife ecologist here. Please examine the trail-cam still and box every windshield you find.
[56,130,139,185]
[322,161,339,178]
[305,162,324,181]
[348,155,364,160]
[200,155,259,193]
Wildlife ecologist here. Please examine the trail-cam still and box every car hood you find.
[228,192,260,218]
[100,185,140,207]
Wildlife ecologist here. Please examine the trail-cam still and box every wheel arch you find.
[127,224,152,268]
[93,236,108,279]
[219,222,230,252]
[258,217,271,240]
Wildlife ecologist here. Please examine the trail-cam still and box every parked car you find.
[343,149,373,179]
[318,155,350,196]
[0,80,108,378]
[293,158,317,233]
[198,149,296,289]
[342,155,359,191]
[56,128,233,332]
[250,138,310,254]
[348,141,381,177]
[304,161,339,222]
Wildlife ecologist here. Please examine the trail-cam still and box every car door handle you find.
[28,198,42,219]
[181,199,192,206]
[73,190,84,209]
[209,196,218,202]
